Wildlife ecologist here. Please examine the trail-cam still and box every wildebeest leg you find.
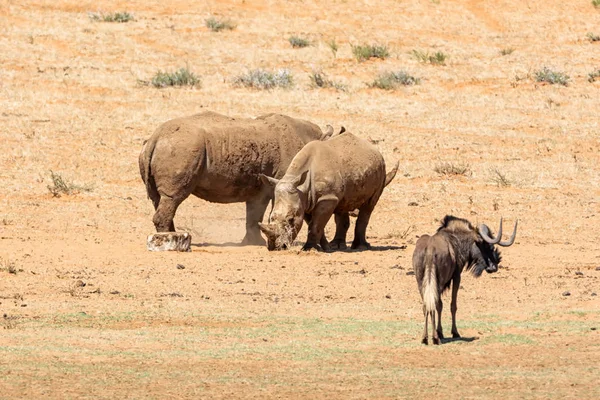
[330,213,350,250]
[421,304,429,345]
[431,309,440,345]
[351,205,373,250]
[451,275,461,338]
[436,299,444,340]
[302,198,337,252]
[242,194,270,246]
[153,195,181,232]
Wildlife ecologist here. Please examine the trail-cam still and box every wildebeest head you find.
[471,218,518,276]
[258,171,309,250]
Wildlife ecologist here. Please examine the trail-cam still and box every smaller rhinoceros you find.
[258,131,398,251]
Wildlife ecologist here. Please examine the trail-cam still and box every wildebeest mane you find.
[438,215,474,233]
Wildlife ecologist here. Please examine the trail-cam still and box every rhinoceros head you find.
[258,171,309,251]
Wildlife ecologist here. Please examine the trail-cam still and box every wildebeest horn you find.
[498,220,518,247]
[479,218,503,244]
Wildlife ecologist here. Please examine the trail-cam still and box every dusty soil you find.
[1,0,600,398]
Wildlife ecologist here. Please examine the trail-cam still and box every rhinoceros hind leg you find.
[241,195,270,246]
[153,196,181,232]
[351,205,373,250]
[330,213,350,250]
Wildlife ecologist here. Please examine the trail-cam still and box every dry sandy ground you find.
[1,0,600,398]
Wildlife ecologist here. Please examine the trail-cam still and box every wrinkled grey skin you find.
[258,132,398,251]
[413,215,518,345]
[139,111,332,245]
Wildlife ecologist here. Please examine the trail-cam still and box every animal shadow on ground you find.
[336,244,407,252]
[440,336,479,344]
[191,242,245,248]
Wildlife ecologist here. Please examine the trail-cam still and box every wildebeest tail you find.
[384,160,399,187]
[138,134,160,204]
[422,254,439,315]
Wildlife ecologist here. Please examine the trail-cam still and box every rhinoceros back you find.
[142,111,322,204]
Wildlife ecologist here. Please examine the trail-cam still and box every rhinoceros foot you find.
[329,239,348,251]
[351,240,371,251]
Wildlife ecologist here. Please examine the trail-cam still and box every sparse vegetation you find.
[384,225,415,240]
[1,259,18,274]
[369,70,420,90]
[588,69,600,82]
[233,69,293,90]
[88,11,134,23]
[205,17,236,32]
[500,47,515,55]
[148,67,200,88]
[587,32,600,42]
[327,39,339,57]
[490,168,512,187]
[434,162,471,176]
[412,49,447,65]
[352,44,389,62]
[288,36,310,48]
[593,0,600,8]
[534,67,570,86]
[47,170,92,197]
[309,70,347,91]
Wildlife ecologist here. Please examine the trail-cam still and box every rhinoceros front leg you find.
[302,196,338,252]
[330,212,350,250]
[153,195,182,232]
[241,194,270,246]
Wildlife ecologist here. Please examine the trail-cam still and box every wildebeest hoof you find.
[330,240,347,250]
[437,331,445,340]
[432,337,441,345]
[421,337,429,345]
[452,333,461,339]
[351,241,371,251]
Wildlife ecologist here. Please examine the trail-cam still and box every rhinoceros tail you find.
[384,160,399,187]
[139,135,160,205]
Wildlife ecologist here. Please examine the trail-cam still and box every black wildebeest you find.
[413,215,517,345]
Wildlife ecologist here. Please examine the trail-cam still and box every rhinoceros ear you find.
[320,125,334,140]
[292,170,309,188]
[258,222,276,238]
[259,174,279,187]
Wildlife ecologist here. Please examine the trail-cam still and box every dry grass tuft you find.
[490,168,512,187]
[309,70,347,91]
[412,49,447,65]
[144,67,200,88]
[588,69,600,82]
[288,36,310,48]
[88,12,134,23]
[534,67,569,86]
[233,69,293,90]
[205,17,236,32]
[434,162,471,176]
[47,171,92,197]
[370,70,420,90]
[500,47,515,55]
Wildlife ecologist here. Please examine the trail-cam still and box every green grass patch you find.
[233,68,294,90]
[534,67,570,86]
[352,44,390,62]
[288,35,310,48]
[327,39,339,57]
[205,17,236,32]
[88,11,134,23]
[369,70,420,90]
[147,67,200,88]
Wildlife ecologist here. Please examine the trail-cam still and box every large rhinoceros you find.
[139,111,333,245]
[258,131,398,251]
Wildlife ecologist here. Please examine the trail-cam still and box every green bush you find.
[233,69,294,90]
[370,71,420,90]
[352,44,389,62]
[205,17,236,32]
[534,67,569,86]
[150,68,200,88]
